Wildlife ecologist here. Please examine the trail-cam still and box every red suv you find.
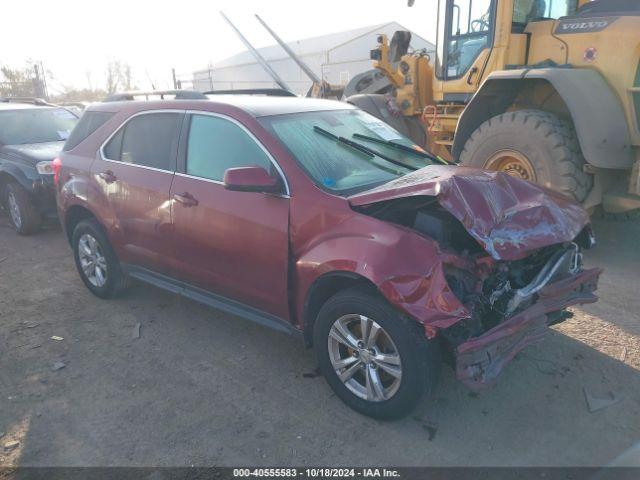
[56,94,601,419]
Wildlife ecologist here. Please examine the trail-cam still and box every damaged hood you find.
[348,165,590,261]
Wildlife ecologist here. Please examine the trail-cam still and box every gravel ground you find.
[0,215,638,467]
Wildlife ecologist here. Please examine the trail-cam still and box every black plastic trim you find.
[122,264,301,337]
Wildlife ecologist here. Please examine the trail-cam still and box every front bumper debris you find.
[455,267,602,389]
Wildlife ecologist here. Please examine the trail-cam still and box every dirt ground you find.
[0,214,639,467]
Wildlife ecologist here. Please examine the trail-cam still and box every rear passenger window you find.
[103,112,181,171]
[186,114,272,181]
[64,111,114,151]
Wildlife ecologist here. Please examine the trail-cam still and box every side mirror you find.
[223,166,281,193]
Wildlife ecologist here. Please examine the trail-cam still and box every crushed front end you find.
[442,235,602,389]
[348,165,604,389]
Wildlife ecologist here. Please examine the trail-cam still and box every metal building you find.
[192,22,434,95]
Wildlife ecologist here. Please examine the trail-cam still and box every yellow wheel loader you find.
[347,0,640,218]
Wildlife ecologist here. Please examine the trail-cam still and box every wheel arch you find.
[0,166,33,195]
[63,204,99,245]
[0,171,14,199]
[302,271,378,347]
[452,68,634,169]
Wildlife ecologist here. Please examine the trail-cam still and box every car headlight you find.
[36,161,54,175]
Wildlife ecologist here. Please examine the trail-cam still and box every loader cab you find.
[435,0,496,81]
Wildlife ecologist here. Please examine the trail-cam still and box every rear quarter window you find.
[102,112,181,171]
[63,111,114,151]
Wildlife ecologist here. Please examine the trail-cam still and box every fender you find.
[294,225,470,338]
[452,68,634,169]
[0,162,37,192]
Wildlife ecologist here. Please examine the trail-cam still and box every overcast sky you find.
[0,0,439,94]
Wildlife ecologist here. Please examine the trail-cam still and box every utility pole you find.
[172,68,178,90]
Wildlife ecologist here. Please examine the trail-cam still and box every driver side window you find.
[446,0,493,79]
[186,114,273,182]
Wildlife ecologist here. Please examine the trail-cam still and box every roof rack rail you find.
[204,88,297,97]
[0,97,56,107]
[103,90,208,102]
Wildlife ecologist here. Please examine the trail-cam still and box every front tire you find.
[4,182,42,235]
[459,110,592,203]
[313,288,440,420]
[72,219,129,299]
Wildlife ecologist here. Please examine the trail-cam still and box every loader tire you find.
[459,110,592,203]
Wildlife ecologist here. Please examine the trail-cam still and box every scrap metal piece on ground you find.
[584,387,622,413]
[51,361,66,372]
[3,440,19,452]
[132,322,141,339]
[51,336,63,341]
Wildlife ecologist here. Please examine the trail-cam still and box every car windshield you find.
[259,109,435,195]
[0,108,78,145]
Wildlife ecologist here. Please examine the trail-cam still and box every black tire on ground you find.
[72,218,129,299]
[459,110,593,203]
[4,182,42,235]
[313,287,440,420]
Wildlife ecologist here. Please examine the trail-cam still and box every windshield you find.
[259,109,434,195]
[0,108,78,145]
[513,0,577,23]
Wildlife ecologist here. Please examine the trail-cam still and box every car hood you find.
[348,165,590,261]
[0,141,65,165]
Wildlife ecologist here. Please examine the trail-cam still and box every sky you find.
[0,0,439,95]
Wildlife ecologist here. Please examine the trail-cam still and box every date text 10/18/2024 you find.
[233,468,401,478]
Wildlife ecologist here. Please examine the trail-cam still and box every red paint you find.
[57,97,601,389]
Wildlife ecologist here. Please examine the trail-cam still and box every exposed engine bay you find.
[441,243,583,348]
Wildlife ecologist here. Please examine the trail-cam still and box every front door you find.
[170,113,290,319]
[92,111,184,274]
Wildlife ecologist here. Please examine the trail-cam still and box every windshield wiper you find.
[313,126,375,158]
[313,126,418,171]
[352,133,450,165]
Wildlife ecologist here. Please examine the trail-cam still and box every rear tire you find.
[4,182,42,235]
[313,287,440,420]
[459,110,592,203]
[72,219,129,299]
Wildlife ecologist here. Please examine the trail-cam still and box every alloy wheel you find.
[327,314,402,402]
[7,192,22,229]
[78,233,108,288]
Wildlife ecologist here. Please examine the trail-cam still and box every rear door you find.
[91,110,184,274]
[170,112,290,319]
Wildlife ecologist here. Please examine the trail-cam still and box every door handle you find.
[173,192,198,207]
[99,170,117,183]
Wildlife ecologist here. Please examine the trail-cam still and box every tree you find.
[50,86,107,103]
[106,59,135,94]
[0,62,44,98]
